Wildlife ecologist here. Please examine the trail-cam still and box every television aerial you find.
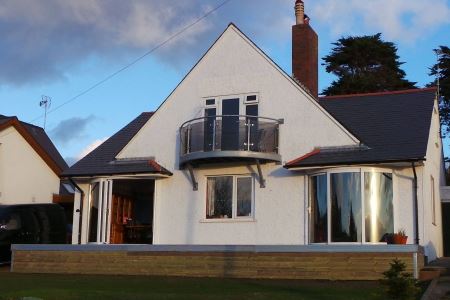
[39,95,52,130]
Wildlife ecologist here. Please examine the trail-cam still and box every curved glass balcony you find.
[179,115,282,167]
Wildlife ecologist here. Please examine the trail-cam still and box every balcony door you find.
[221,98,240,150]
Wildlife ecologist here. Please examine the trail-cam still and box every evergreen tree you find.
[428,46,450,137]
[322,33,416,96]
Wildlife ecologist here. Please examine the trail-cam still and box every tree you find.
[380,259,420,300]
[322,33,417,96]
[428,46,450,137]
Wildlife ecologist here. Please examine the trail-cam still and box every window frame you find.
[203,93,260,116]
[309,167,394,245]
[204,174,255,221]
[431,175,436,226]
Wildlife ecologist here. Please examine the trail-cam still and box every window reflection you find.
[206,177,233,219]
[310,175,327,243]
[331,172,362,243]
[310,170,394,244]
[364,172,393,242]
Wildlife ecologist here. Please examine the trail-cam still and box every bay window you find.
[206,175,254,219]
[309,169,393,244]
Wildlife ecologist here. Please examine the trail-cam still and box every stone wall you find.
[11,246,424,280]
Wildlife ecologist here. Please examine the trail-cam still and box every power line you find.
[30,0,233,123]
[0,0,232,140]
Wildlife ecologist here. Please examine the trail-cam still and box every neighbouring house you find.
[0,114,68,205]
[11,1,447,280]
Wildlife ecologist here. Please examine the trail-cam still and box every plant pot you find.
[393,235,408,244]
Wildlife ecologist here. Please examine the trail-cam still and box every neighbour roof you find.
[0,114,68,174]
[285,88,437,168]
[62,112,172,177]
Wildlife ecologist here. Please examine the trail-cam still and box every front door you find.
[221,98,240,150]
[87,179,112,243]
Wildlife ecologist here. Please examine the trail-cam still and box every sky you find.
[0,0,449,165]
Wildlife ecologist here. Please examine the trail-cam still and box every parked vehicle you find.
[0,204,67,263]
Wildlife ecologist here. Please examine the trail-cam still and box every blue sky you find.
[0,0,449,165]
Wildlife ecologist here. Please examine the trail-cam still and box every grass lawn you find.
[0,271,387,300]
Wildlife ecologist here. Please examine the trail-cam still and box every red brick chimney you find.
[292,0,318,97]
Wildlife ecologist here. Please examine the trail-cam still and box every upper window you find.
[205,99,215,106]
[245,95,258,103]
[206,175,254,219]
[310,170,393,244]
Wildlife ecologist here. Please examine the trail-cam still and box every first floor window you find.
[206,175,253,219]
[431,176,436,225]
[310,170,393,244]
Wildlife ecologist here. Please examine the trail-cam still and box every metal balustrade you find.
[179,115,282,166]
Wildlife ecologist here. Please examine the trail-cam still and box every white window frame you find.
[309,167,394,245]
[202,93,260,116]
[204,174,255,221]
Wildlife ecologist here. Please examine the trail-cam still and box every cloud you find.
[2,0,447,86]
[50,115,96,145]
[310,0,450,43]
[64,156,78,167]
[77,137,108,159]
[0,0,292,86]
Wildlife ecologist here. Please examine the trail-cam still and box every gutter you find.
[412,162,420,245]
[285,158,425,171]
[68,177,84,197]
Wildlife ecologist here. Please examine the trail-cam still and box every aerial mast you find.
[39,95,51,130]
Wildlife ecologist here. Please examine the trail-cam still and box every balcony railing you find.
[179,115,282,166]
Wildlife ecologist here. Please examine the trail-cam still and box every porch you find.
[10,244,424,281]
[75,178,156,245]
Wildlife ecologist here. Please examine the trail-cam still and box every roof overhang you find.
[62,172,172,182]
[285,158,425,172]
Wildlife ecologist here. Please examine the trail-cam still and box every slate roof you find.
[285,88,437,168]
[0,114,68,173]
[62,112,172,177]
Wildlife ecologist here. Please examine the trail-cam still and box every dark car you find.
[0,204,67,263]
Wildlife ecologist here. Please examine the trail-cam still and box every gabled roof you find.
[62,112,172,177]
[285,88,437,168]
[0,115,68,174]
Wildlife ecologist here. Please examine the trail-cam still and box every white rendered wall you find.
[117,25,358,245]
[0,126,60,204]
[419,99,445,260]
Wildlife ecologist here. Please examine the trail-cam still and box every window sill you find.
[200,218,256,223]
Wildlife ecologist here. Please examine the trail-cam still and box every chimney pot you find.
[295,0,305,25]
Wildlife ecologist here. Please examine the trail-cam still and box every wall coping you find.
[11,244,424,253]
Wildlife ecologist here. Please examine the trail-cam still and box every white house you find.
[0,115,68,204]
[55,1,446,278]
